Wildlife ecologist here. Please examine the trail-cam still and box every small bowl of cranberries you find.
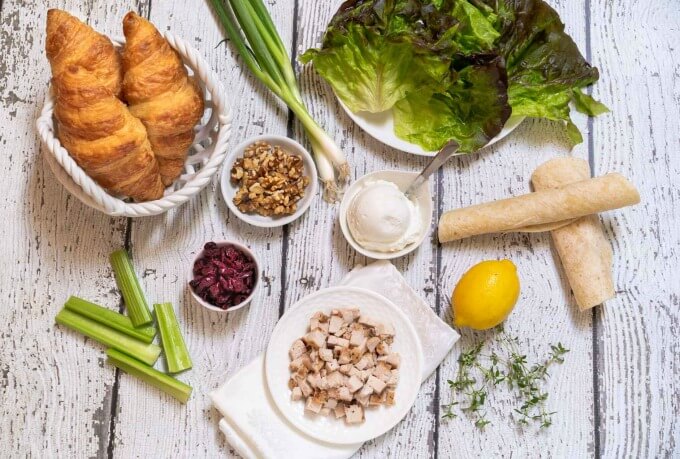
[189,241,260,313]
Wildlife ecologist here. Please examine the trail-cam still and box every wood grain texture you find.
[436,0,598,456]
[589,0,680,456]
[108,1,293,457]
[0,1,132,457]
[290,1,441,456]
[1,0,679,457]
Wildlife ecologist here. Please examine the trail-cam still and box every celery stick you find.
[106,348,192,403]
[56,309,161,366]
[109,249,153,327]
[64,296,156,344]
[154,303,192,374]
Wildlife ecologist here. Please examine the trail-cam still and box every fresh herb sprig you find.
[442,326,569,430]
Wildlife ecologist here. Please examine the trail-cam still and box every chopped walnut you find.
[230,141,311,216]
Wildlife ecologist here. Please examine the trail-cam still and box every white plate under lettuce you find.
[264,286,423,445]
[337,98,525,156]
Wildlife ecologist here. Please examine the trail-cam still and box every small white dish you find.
[220,135,318,228]
[339,170,433,260]
[188,241,260,313]
[338,98,525,157]
[265,286,424,445]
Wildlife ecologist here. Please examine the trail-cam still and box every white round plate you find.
[265,286,423,445]
[338,99,525,156]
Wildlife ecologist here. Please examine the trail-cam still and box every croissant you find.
[121,12,204,186]
[51,65,165,201]
[46,9,122,97]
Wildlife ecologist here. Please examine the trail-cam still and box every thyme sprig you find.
[442,326,569,430]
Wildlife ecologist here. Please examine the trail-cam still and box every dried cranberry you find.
[190,242,257,309]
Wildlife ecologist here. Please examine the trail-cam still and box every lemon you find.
[452,259,520,330]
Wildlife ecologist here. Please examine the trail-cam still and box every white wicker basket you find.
[36,33,232,217]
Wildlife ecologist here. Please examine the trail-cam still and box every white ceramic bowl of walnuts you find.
[220,135,318,227]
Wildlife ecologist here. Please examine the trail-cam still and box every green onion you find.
[109,249,153,327]
[209,0,349,202]
[64,296,156,344]
[56,309,161,366]
[154,303,192,374]
[106,348,192,403]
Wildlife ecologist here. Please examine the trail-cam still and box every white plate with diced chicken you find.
[265,286,423,445]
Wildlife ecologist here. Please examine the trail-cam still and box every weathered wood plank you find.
[589,0,680,456]
[0,1,133,457]
[290,1,439,457]
[109,1,294,457]
[436,0,597,456]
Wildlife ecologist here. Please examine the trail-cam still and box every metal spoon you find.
[404,140,460,199]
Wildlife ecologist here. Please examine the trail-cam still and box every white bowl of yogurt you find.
[339,170,433,260]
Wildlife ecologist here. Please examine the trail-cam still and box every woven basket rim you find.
[36,32,232,217]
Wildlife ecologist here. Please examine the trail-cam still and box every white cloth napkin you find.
[210,260,459,459]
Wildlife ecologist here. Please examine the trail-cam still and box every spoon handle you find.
[404,140,460,198]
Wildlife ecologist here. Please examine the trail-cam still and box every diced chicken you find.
[289,339,307,360]
[325,359,339,372]
[339,364,352,375]
[326,371,344,388]
[303,330,326,349]
[307,373,322,389]
[320,407,331,416]
[294,365,309,382]
[372,361,391,382]
[340,308,359,323]
[291,387,302,401]
[327,335,350,348]
[337,386,353,402]
[338,348,352,365]
[375,341,390,356]
[349,347,363,363]
[309,350,319,362]
[358,384,373,398]
[312,359,325,372]
[299,379,313,397]
[366,336,381,353]
[360,369,373,382]
[334,403,346,418]
[319,348,334,362]
[345,404,364,424]
[384,389,396,406]
[288,378,297,390]
[317,377,329,390]
[369,394,382,406]
[378,353,400,368]
[355,353,374,370]
[328,315,344,335]
[387,369,399,387]
[355,393,370,407]
[325,398,338,409]
[366,375,387,394]
[305,397,322,414]
[346,375,364,393]
[350,329,367,347]
[358,315,380,328]
[375,322,395,337]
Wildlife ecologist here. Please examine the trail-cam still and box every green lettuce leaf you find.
[301,0,500,113]
[394,55,511,152]
[491,0,607,143]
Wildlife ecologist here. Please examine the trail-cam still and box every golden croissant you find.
[46,9,164,202]
[46,9,123,97]
[51,65,165,202]
[122,12,204,186]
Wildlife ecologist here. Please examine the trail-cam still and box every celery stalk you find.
[106,348,192,403]
[56,309,161,366]
[64,296,156,344]
[154,303,192,374]
[109,249,153,327]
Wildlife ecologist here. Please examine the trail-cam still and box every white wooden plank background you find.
[0,0,678,458]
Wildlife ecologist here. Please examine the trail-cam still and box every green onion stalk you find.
[209,0,349,202]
